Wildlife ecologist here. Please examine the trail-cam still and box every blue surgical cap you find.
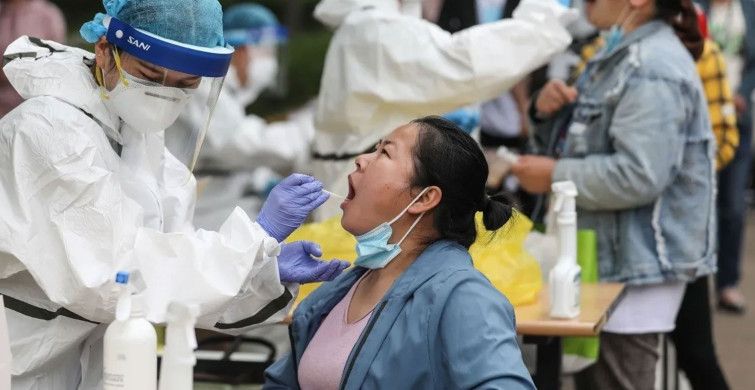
[223,3,286,47]
[223,3,280,32]
[81,0,225,48]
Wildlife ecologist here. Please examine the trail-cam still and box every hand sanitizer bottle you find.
[104,271,157,390]
[549,181,582,319]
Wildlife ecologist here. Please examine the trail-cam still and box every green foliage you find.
[248,29,331,118]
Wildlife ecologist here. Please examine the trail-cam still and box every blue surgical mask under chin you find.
[354,188,430,270]
[603,24,625,53]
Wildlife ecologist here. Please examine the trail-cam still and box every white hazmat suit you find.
[0,37,296,389]
[311,0,576,220]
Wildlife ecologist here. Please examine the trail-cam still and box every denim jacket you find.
[531,21,717,285]
[264,240,535,390]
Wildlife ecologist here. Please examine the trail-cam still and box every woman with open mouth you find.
[264,116,535,390]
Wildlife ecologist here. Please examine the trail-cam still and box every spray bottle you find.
[104,271,157,390]
[158,302,200,390]
[549,181,582,319]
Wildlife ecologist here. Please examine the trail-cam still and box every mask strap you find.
[621,8,638,31]
[388,187,430,225]
[614,2,637,31]
[95,66,109,100]
[389,187,431,246]
[111,48,130,87]
[397,212,426,246]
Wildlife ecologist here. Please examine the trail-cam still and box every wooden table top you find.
[514,283,626,337]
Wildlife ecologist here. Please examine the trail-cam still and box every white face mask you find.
[226,54,279,107]
[103,69,193,134]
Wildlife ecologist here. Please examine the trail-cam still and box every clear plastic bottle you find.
[158,302,200,390]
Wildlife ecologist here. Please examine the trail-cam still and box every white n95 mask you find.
[226,54,279,107]
[103,69,193,134]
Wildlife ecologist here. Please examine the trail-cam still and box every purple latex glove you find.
[277,241,350,284]
[256,174,329,242]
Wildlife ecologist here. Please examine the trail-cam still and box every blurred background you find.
[49,0,330,119]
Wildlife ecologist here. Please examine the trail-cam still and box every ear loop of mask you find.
[95,47,130,100]
[111,47,130,87]
[390,187,431,246]
[614,2,639,33]
[95,65,109,100]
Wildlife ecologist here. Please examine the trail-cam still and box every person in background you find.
[264,116,535,390]
[168,2,317,231]
[672,7,734,388]
[561,7,735,389]
[697,0,755,314]
[512,0,715,386]
[0,0,65,118]
[310,0,576,221]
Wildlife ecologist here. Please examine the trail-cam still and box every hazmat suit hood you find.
[3,36,121,140]
[314,0,400,29]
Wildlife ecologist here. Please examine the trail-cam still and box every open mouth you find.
[346,175,356,201]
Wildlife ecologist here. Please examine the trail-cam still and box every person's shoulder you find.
[0,96,96,157]
[424,267,517,335]
[426,266,514,314]
[633,28,698,82]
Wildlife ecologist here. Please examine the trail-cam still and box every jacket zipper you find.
[338,301,388,390]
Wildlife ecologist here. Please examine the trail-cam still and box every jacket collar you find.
[293,239,471,322]
[593,20,669,62]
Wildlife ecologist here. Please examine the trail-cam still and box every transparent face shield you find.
[225,26,289,99]
[100,16,233,176]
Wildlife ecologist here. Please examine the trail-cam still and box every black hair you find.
[656,0,704,60]
[409,116,516,249]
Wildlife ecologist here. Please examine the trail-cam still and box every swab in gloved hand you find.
[323,190,346,200]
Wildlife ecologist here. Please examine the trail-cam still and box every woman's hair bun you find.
[481,192,516,231]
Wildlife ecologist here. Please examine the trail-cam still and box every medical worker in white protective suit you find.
[0,0,349,388]
[170,3,317,231]
[311,0,578,220]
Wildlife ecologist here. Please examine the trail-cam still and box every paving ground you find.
[712,211,755,390]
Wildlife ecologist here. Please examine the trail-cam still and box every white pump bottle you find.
[158,302,200,390]
[104,271,157,390]
[549,181,582,319]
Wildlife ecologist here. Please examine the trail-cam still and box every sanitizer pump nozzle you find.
[549,181,582,319]
[158,302,200,390]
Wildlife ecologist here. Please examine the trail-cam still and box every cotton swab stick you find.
[323,190,346,199]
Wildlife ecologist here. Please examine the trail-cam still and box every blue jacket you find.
[263,240,535,390]
[531,21,717,285]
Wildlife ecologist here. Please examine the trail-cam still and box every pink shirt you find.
[298,275,373,390]
[0,0,66,118]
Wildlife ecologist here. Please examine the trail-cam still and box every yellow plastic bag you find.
[469,212,542,305]
[286,213,541,306]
